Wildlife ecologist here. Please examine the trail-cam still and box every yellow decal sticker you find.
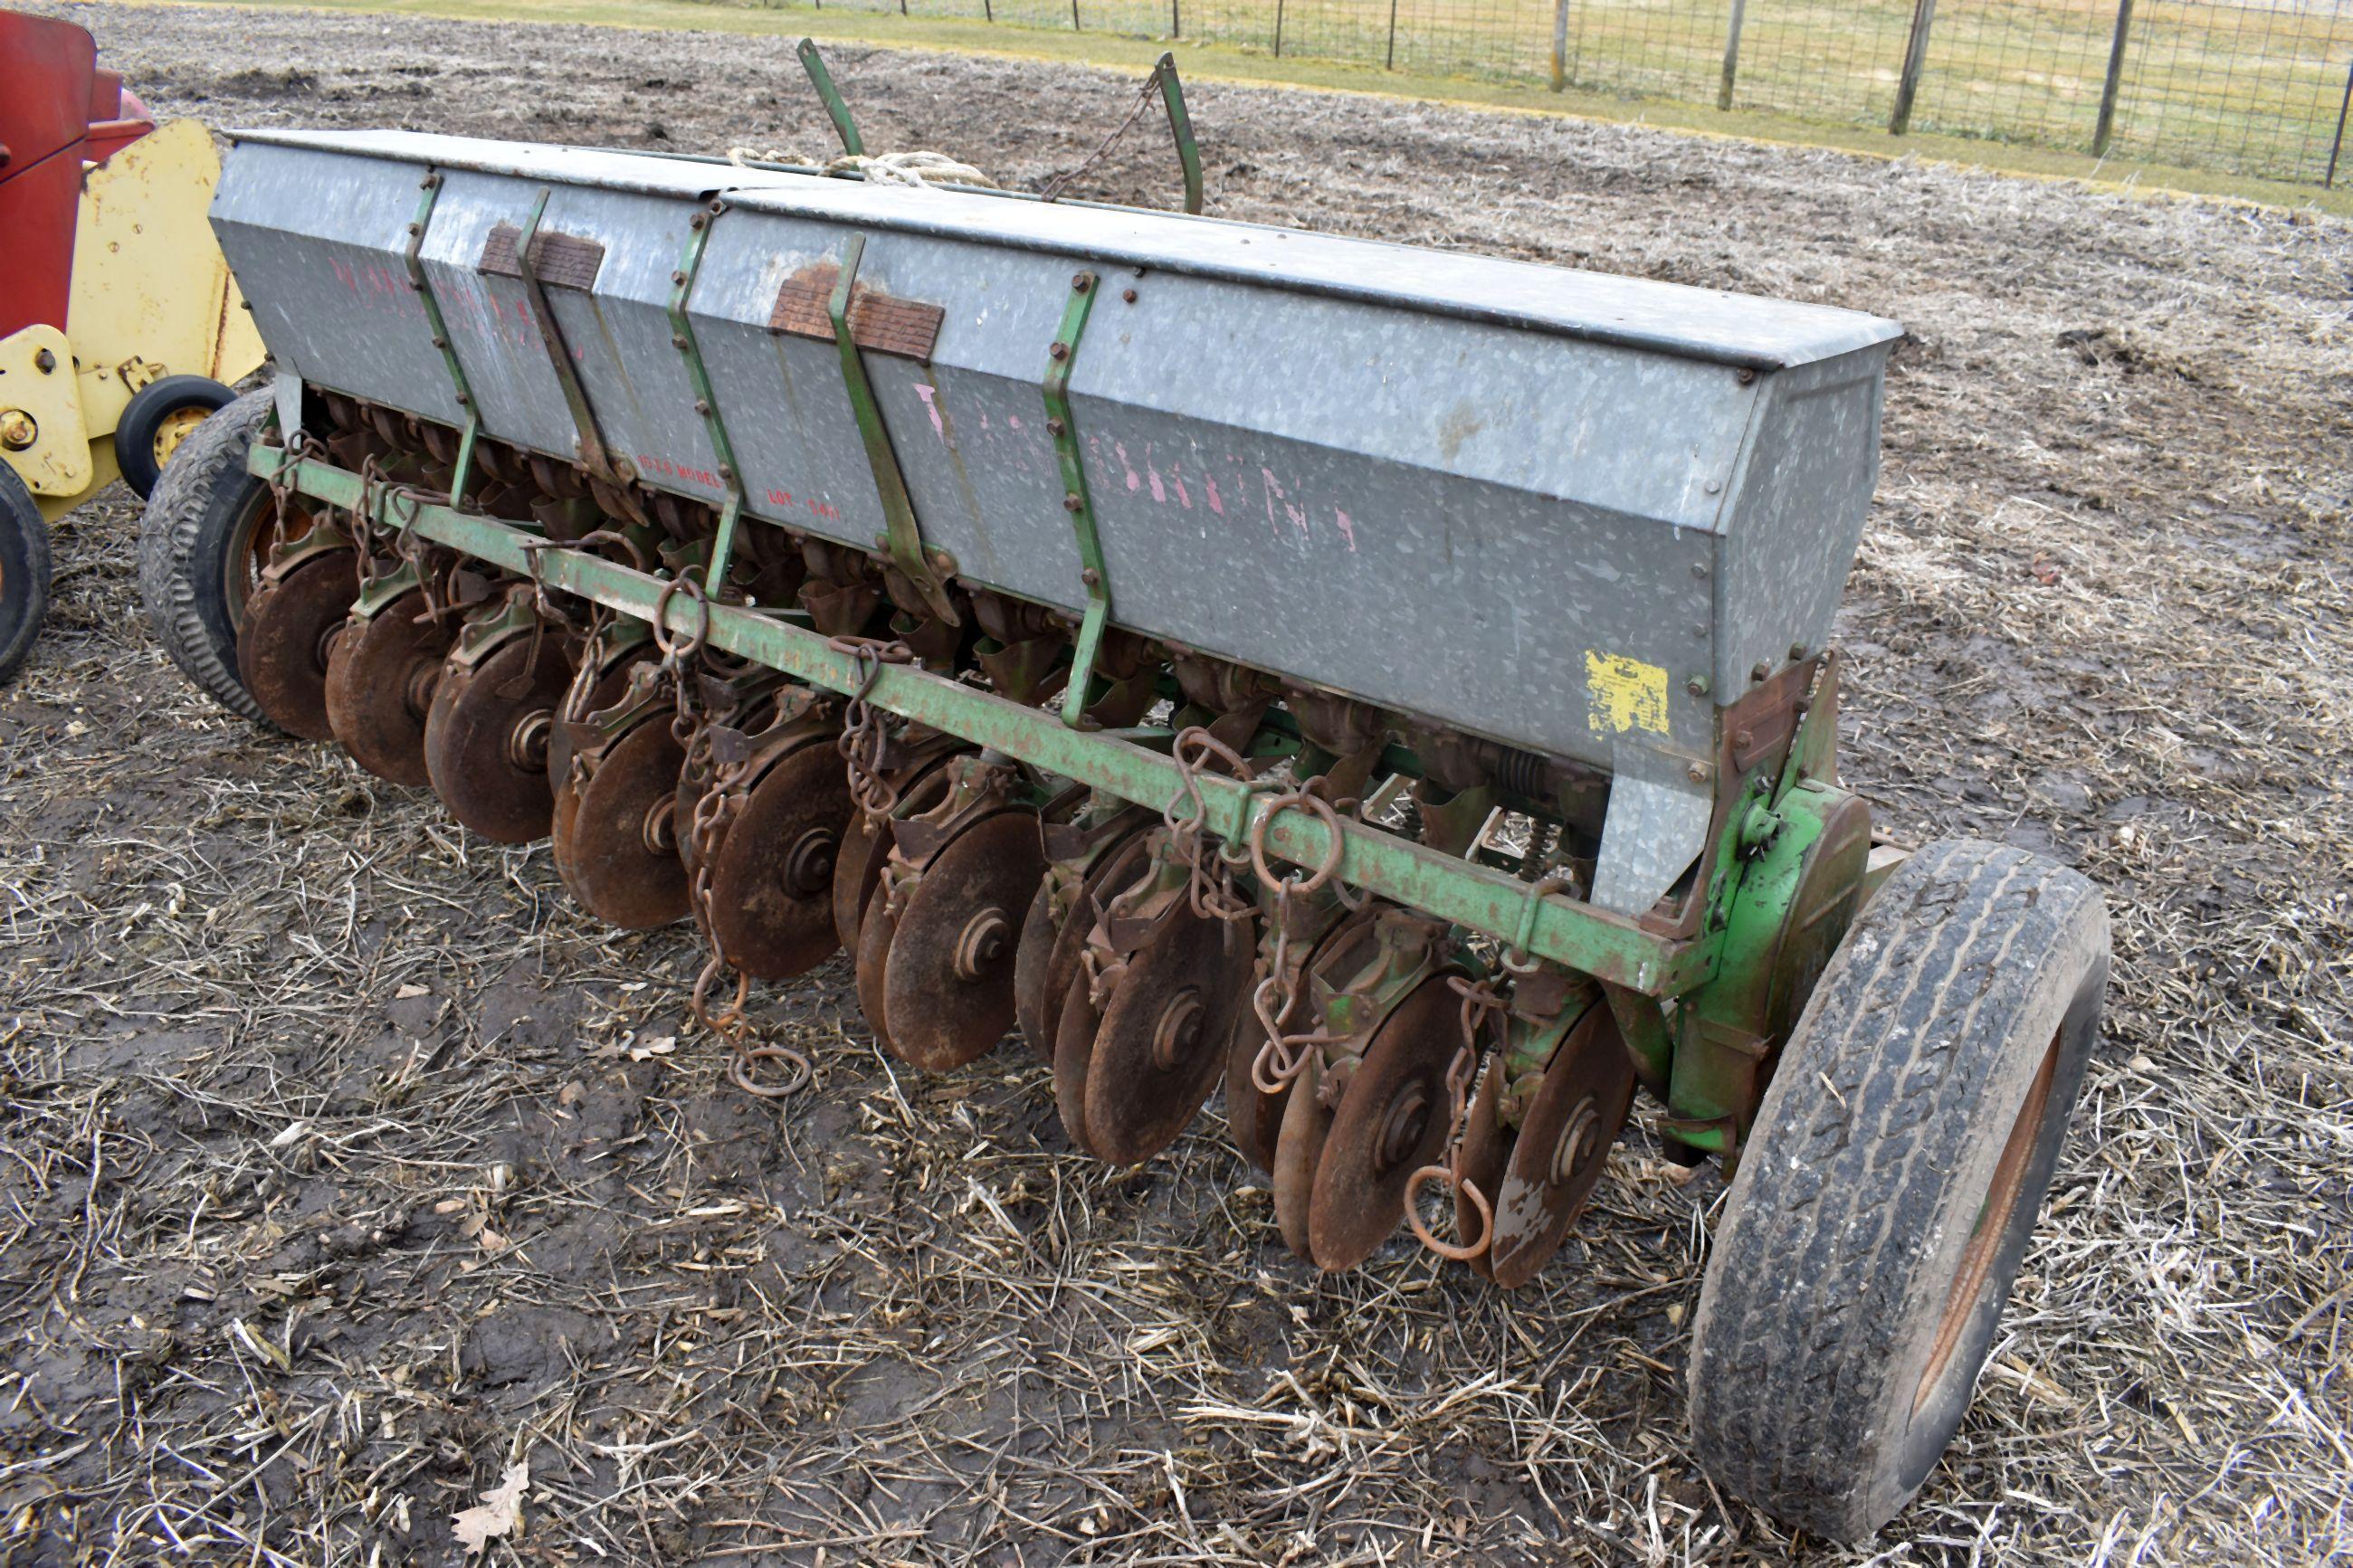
[1586,651,1671,736]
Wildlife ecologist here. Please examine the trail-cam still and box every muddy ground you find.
[3,1,2349,1563]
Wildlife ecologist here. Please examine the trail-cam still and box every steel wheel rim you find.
[1913,1026,2062,1412]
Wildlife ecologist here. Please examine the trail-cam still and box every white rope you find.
[724,146,994,189]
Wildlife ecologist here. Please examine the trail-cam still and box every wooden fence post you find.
[2092,0,2135,157]
[1719,0,1748,111]
[1890,0,1939,135]
[1386,0,1401,70]
[1273,0,1285,58]
[1072,0,1081,31]
[1170,0,1180,38]
[1552,0,1569,92]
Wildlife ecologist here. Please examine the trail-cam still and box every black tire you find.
[137,387,275,724]
[116,375,237,500]
[1688,838,2110,1543]
[0,465,53,686]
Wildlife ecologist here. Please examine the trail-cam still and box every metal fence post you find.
[1171,0,1180,37]
[2091,0,2134,157]
[1273,0,1284,58]
[1386,0,1400,70]
[1890,0,1939,136]
[1072,0,1081,31]
[2329,56,2352,188]
[1719,0,1747,111]
[1552,0,1569,92]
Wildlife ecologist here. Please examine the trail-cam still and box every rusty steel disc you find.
[324,590,456,786]
[423,633,569,843]
[1454,1059,1510,1283]
[1271,1050,1330,1261]
[1083,908,1256,1165]
[237,548,357,741]
[557,717,689,930]
[853,895,900,1051]
[550,654,650,802]
[1012,878,1062,1064]
[705,739,853,981]
[831,758,957,955]
[550,770,584,888]
[881,812,1048,1072]
[1051,970,1105,1156]
[1226,910,1368,1175]
[1310,974,1462,1273]
[1489,1003,1635,1290]
[1033,834,1155,1073]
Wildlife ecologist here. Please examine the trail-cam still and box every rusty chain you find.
[1404,970,1510,1264]
[829,636,914,821]
[1245,786,1353,1096]
[1161,726,1258,926]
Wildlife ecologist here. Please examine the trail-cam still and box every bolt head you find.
[1080,566,1100,587]
[407,222,423,236]
[1751,660,1771,682]
[31,349,54,374]
[0,410,36,451]
[1789,642,1809,660]
[431,335,448,349]
[1062,493,1083,513]
[454,391,470,405]
[671,270,687,285]
[1045,417,1066,437]
[1685,676,1708,697]
[690,214,706,230]
[1121,288,1138,304]
[1048,343,1070,361]
[694,399,711,416]
[1072,273,1092,292]
[1687,763,1710,784]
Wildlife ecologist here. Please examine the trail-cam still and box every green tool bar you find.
[403,171,479,507]
[252,448,1700,995]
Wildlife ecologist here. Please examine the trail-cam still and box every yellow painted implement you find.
[0,9,264,680]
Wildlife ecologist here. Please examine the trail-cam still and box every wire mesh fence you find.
[754,0,2353,184]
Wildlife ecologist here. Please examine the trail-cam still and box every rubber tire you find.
[116,375,237,500]
[137,387,273,724]
[1688,838,2110,1544]
[0,465,53,686]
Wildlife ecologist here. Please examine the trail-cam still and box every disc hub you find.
[952,907,1011,982]
[507,709,552,772]
[783,827,839,897]
[1148,988,1204,1072]
[1378,1082,1433,1172]
[1550,1097,1601,1187]
[641,794,677,855]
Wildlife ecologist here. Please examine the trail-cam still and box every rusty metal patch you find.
[477,223,605,290]
[770,263,944,361]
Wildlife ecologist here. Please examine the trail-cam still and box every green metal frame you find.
[1042,271,1107,727]
[1151,53,1205,217]
[667,203,745,593]
[245,443,1719,997]
[403,171,478,507]
[828,233,958,627]
[797,39,865,157]
[512,187,620,483]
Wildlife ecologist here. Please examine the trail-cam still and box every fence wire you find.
[752,0,2353,184]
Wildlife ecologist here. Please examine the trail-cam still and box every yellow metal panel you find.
[33,440,120,526]
[67,119,263,441]
[0,325,96,498]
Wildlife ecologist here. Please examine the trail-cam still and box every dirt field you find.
[4,2,2348,1563]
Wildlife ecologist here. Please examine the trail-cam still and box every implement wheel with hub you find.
[1689,838,2109,1542]
[0,466,53,687]
[136,389,282,724]
[116,375,237,500]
